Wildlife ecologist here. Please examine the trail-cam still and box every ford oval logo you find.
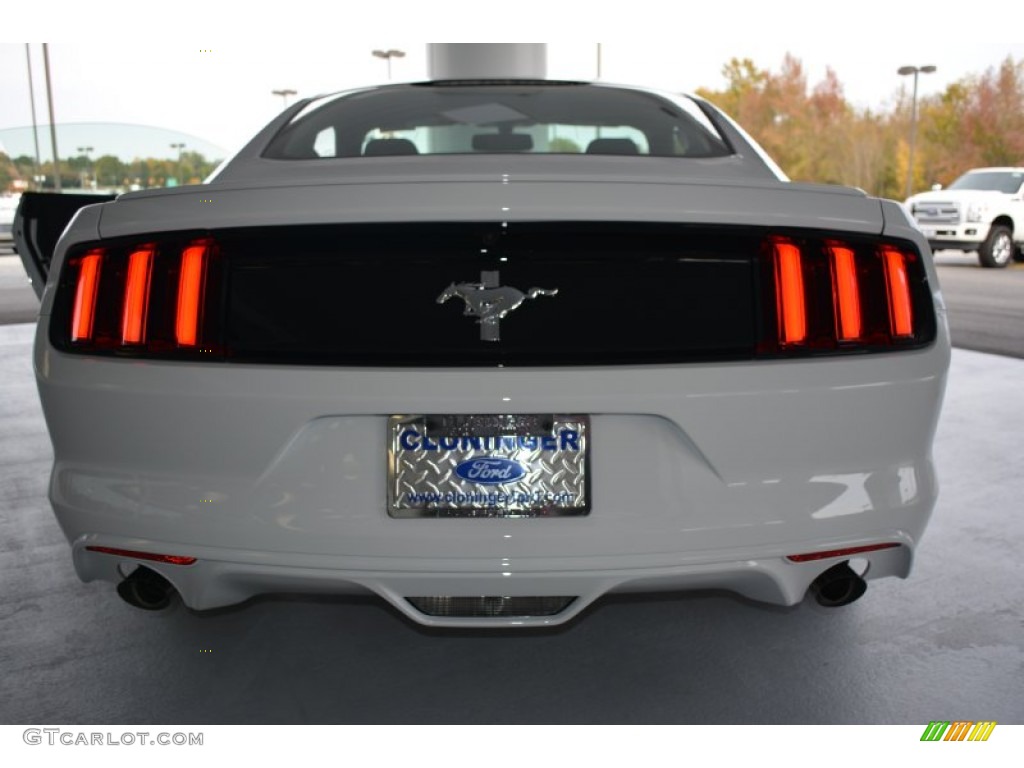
[455,457,526,485]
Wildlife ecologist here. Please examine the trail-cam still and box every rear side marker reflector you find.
[71,251,102,342]
[773,241,807,345]
[121,247,154,344]
[86,546,197,566]
[828,245,862,341]
[176,243,207,347]
[882,246,914,337]
[786,543,901,563]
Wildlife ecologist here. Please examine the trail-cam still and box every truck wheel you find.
[978,225,1013,268]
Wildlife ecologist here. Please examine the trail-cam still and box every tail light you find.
[760,235,931,355]
[121,247,154,344]
[54,236,222,358]
[773,241,807,345]
[52,227,933,362]
[70,249,103,342]
[175,243,208,347]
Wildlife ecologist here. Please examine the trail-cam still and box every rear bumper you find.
[37,313,950,626]
[71,534,914,627]
[917,223,987,251]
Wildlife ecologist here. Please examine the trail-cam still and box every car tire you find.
[977,225,1014,268]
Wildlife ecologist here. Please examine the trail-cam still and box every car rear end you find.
[32,177,948,627]
[30,83,950,627]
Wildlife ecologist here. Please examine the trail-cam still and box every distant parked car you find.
[0,194,20,247]
[906,167,1024,268]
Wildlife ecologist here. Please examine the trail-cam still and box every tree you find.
[696,54,1024,199]
[548,137,581,153]
[94,155,125,188]
[0,152,16,191]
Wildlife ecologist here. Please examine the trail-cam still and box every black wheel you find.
[978,225,1014,268]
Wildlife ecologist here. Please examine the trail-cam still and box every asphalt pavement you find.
[933,251,1024,358]
[0,252,37,325]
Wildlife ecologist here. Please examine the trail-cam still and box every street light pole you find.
[272,89,297,107]
[77,145,94,189]
[372,49,405,81]
[170,143,186,186]
[898,64,937,199]
[25,44,43,191]
[42,43,61,192]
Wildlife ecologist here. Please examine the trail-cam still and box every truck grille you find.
[912,201,960,224]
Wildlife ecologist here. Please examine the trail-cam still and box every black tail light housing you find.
[53,234,224,359]
[50,224,936,364]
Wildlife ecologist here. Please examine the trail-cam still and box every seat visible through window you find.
[586,138,639,155]
[363,138,419,156]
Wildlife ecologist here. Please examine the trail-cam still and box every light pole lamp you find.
[170,142,186,186]
[372,49,405,80]
[898,64,937,199]
[272,88,297,107]
[77,145,94,189]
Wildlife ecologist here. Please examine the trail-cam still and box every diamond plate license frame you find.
[387,414,591,518]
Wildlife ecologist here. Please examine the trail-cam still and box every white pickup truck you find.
[906,167,1024,268]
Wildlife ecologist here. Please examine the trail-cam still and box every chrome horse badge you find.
[437,270,558,341]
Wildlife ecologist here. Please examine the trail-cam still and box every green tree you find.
[548,137,581,153]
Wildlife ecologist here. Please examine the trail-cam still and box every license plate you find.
[387,414,590,518]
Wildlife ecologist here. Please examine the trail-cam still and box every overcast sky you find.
[3,3,1022,157]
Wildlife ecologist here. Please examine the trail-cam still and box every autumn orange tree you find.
[698,54,1024,200]
[918,57,1024,186]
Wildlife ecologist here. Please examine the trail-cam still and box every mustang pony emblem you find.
[437,270,558,341]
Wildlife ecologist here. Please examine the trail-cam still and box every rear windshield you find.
[263,82,732,160]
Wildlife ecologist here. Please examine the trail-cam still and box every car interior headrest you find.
[586,138,640,155]
[363,138,419,156]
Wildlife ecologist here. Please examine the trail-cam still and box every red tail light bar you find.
[773,241,807,345]
[70,250,103,342]
[59,237,221,357]
[121,247,154,344]
[828,244,862,341]
[175,243,208,347]
[882,246,914,338]
[763,236,926,355]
